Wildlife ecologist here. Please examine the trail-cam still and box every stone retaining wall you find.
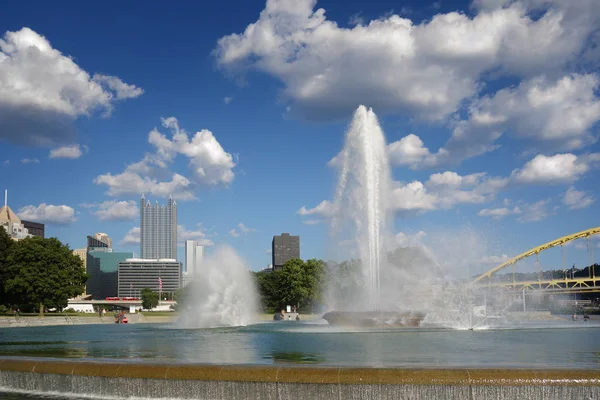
[0,358,598,399]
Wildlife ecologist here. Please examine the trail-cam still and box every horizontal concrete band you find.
[0,358,599,386]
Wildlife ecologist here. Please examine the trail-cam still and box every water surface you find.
[1,319,599,369]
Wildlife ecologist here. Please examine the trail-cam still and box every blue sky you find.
[1,0,599,277]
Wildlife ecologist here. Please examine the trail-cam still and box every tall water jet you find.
[330,105,393,312]
[177,245,259,328]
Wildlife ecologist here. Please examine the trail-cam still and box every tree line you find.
[0,228,88,315]
[253,258,326,313]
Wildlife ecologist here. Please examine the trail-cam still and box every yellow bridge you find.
[471,226,600,294]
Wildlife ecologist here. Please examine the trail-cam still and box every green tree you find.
[4,237,88,315]
[0,227,14,304]
[303,259,325,312]
[279,258,309,308]
[253,270,284,311]
[252,258,326,313]
[141,288,159,310]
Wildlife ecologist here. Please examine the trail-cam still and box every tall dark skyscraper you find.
[140,194,177,259]
[272,233,300,271]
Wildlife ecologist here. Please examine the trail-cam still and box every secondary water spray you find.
[177,245,258,328]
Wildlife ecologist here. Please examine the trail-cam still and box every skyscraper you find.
[272,233,300,270]
[140,194,177,259]
[185,240,204,275]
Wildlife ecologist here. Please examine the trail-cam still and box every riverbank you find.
[0,314,174,328]
[0,313,323,328]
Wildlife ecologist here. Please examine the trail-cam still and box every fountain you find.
[322,105,425,327]
[177,245,258,328]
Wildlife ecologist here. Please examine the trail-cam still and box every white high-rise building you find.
[185,240,204,275]
[140,194,177,259]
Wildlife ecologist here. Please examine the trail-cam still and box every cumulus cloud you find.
[392,74,600,168]
[87,200,138,221]
[0,27,142,147]
[516,200,555,223]
[49,144,86,159]
[299,170,508,222]
[178,224,214,246]
[228,229,240,237]
[121,227,140,245]
[94,117,235,200]
[387,134,434,168]
[229,222,256,237]
[511,153,599,184]
[18,203,76,224]
[20,158,39,164]
[563,187,595,210]
[214,0,599,121]
[224,96,233,104]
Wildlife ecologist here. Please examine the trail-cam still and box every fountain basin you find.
[322,311,426,327]
[0,357,599,400]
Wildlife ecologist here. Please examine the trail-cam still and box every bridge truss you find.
[471,226,600,294]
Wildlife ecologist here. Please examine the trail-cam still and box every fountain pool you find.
[0,319,599,368]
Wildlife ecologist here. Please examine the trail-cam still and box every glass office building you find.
[87,250,134,299]
[140,194,177,259]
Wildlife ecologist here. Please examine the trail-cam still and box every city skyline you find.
[1,0,599,275]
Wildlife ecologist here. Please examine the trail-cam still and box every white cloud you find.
[387,134,434,169]
[563,187,595,210]
[89,200,138,221]
[18,203,76,224]
[3,160,8,165]
[237,223,256,233]
[391,181,437,213]
[395,230,426,247]
[0,27,142,147]
[511,153,598,184]
[224,96,233,104]
[516,200,554,223]
[92,74,144,100]
[148,117,236,185]
[297,200,336,217]
[396,74,600,168]
[229,222,257,237]
[94,117,235,200]
[299,170,508,222]
[477,206,521,219]
[214,0,599,121]
[121,227,140,245]
[94,171,195,200]
[178,224,214,246]
[20,158,39,164]
[49,144,86,159]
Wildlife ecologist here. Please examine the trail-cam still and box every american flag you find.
[158,276,163,289]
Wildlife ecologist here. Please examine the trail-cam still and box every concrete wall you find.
[0,358,598,400]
